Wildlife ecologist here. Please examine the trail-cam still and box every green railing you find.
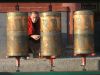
[0,71,100,75]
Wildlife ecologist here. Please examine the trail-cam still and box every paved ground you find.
[0,56,99,72]
[0,48,99,72]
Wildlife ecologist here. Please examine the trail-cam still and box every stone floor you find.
[0,57,99,72]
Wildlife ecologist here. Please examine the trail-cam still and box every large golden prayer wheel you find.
[74,10,94,55]
[40,12,62,57]
[7,12,28,57]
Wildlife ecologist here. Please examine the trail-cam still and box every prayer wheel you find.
[7,12,28,57]
[74,10,94,55]
[40,12,62,57]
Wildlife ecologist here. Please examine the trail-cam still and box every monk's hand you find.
[30,35,40,40]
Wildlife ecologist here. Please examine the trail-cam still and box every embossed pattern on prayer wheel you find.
[74,10,94,55]
[7,12,28,57]
[40,12,62,57]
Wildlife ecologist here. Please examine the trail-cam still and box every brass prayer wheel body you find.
[74,10,94,55]
[7,12,28,57]
[40,12,62,57]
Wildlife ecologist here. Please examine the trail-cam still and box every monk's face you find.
[31,13,38,23]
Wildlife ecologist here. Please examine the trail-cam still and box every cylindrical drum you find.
[40,12,62,57]
[74,10,94,55]
[7,12,28,57]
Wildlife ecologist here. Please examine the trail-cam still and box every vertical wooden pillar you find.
[68,11,74,50]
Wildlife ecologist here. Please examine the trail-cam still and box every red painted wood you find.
[0,3,80,12]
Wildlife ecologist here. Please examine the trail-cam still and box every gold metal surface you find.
[74,10,94,55]
[7,12,28,57]
[40,12,62,57]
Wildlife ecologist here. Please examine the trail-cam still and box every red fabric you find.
[28,16,40,36]
[28,17,34,35]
